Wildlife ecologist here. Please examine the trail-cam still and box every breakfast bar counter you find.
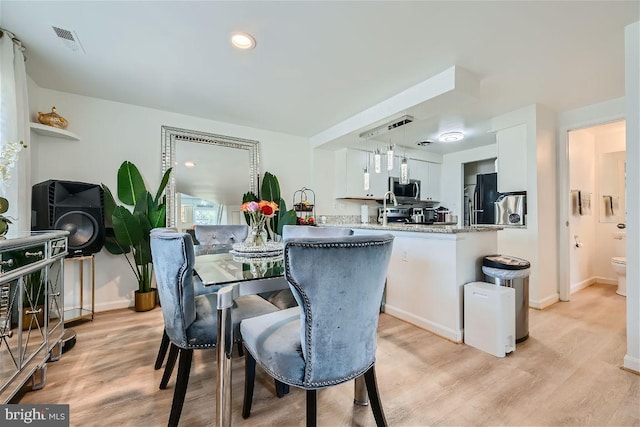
[327,223,499,343]
[332,222,501,234]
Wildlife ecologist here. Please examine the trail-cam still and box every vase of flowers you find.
[241,200,279,247]
[0,140,27,237]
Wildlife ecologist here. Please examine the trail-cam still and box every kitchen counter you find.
[323,222,499,343]
[328,223,502,234]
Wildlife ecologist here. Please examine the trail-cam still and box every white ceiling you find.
[1,1,638,154]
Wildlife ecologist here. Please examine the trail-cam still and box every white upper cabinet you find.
[335,148,441,200]
[496,123,527,193]
[408,159,441,201]
[334,148,388,198]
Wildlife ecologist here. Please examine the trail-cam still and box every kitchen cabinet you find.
[496,123,527,193]
[0,231,68,403]
[408,159,441,202]
[334,148,388,199]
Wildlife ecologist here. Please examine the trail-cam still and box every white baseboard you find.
[530,293,559,309]
[571,277,596,294]
[94,299,132,312]
[593,276,617,286]
[384,304,463,343]
[623,355,640,374]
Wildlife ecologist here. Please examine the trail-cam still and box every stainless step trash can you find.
[482,255,531,343]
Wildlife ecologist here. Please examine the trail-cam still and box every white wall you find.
[624,21,639,373]
[29,85,311,311]
[490,104,559,309]
[568,129,596,290]
[593,126,626,282]
[441,144,498,222]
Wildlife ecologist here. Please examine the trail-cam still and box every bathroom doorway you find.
[564,120,626,299]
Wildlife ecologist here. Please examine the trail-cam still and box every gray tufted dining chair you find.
[154,225,251,371]
[150,231,280,427]
[194,224,249,246]
[240,234,394,427]
[263,225,355,311]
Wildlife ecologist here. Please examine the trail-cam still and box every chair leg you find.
[160,344,179,389]
[242,347,256,419]
[237,341,244,357]
[363,365,388,427]
[275,380,290,398]
[168,348,193,427]
[306,389,317,427]
[154,329,170,370]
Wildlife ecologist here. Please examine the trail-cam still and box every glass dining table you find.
[193,243,369,426]
[194,243,287,427]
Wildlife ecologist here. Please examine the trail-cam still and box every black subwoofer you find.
[32,180,105,257]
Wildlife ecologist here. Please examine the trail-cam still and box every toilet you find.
[611,257,626,296]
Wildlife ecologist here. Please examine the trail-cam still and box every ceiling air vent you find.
[52,26,85,54]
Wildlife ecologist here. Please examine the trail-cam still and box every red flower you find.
[261,205,274,216]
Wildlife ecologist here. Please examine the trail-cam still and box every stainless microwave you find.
[389,177,420,202]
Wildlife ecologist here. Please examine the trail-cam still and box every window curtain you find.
[0,29,30,233]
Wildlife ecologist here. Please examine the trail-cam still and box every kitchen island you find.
[330,223,500,342]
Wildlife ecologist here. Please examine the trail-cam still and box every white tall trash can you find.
[464,282,516,357]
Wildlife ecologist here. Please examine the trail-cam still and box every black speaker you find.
[32,180,105,257]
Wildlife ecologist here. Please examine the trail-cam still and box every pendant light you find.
[374,148,382,173]
[399,127,409,184]
[400,157,409,184]
[387,143,394,171]
[363,166,370,191]
[363,140,371,192]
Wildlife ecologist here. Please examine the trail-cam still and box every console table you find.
[0,231,68,403]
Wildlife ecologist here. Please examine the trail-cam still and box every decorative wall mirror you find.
[161,126,259,230]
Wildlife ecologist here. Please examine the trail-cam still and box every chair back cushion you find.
[282,225,353,241]
[194,225,249,245]
[284,234,393,387]
[151,232,197,347]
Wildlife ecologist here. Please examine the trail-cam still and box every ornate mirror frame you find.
[161,125,260,227]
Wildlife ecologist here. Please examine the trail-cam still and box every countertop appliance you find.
[471,173,500,225]
[378,206,411,224]
[389,177,420,204]
[494,193,526,226]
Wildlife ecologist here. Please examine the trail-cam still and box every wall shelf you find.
[29,122,79,141]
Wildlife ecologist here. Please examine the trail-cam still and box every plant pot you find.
[22,305,45,330]
[135,289,157,312]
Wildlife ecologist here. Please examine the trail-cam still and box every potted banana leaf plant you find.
[242,171,297,240]
[102,161,172,311]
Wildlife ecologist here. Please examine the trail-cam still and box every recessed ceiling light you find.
[438,131,464,142]
[231,32,256,50]
[184,161,196,168]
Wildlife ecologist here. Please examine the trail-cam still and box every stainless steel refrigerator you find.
[471,172,500,225]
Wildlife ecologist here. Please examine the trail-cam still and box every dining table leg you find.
[216,305,233,427]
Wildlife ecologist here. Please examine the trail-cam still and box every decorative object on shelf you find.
[101,161,172,312]
[0,140,27,237]
[293,187,316,225]
[37,106,69,129]
[242,171,297,240]
[240,200,278,247]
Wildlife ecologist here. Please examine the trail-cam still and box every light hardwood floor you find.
[13,283,639,426]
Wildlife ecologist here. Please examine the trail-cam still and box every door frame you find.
[557,113,626,301]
